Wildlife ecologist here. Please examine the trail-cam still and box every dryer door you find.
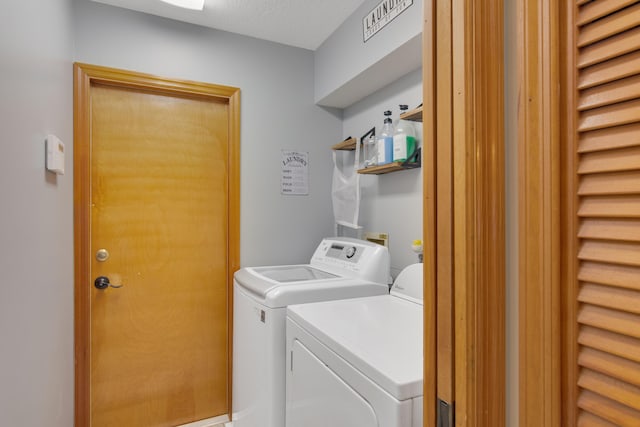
[287,340,378,427]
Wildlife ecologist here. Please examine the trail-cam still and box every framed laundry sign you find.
[281,150,309,195]
[363,0,414,42]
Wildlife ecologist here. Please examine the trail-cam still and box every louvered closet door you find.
[575,1,640,425]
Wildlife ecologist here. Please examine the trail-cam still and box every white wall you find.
[0,1,75,426]
[73,0,341,267]
[342,68,423,277]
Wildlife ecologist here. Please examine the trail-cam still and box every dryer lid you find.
[287,294,423,401]
[390,263,423,304]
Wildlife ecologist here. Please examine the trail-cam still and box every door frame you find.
[516,1,568,425]
[423,0,505,425]
[73,63,241,426]
[518,0,585,425]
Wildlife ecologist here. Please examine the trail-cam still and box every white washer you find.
[285,263,423,427]
[232,237,391,427]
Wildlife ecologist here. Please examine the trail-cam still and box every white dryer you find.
[285,263,423,427]
[232,238,391,427]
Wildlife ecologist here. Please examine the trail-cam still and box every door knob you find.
[96,249,110,262]
[94,276,123,290]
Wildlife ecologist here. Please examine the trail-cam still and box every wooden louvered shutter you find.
[573,1,640,425]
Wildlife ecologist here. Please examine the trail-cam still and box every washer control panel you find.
[310,237,390,284]
[324,242,363,263]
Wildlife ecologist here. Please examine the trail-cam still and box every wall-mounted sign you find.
[363,0,414,42]
[281,150,309,196]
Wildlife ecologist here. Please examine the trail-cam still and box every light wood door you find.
[423,1,505,426]
[74,64,240,427]
[518,1,640,425]
[567,1,640,424]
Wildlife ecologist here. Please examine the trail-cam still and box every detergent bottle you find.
[393,104,417,162]
[376,110,394,165]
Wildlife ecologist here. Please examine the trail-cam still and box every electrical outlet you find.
[364,232,388,247]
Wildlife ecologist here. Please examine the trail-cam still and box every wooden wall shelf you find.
[331,137,358,150]
[358,162,407,175]
[357,147,422,175]
[400,106,423,122]
[333,123,422,175]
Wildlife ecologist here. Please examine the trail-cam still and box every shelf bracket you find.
[401,146,421,169]
[360,127,376,144]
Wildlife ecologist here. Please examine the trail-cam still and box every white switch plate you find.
[46,134,65,175]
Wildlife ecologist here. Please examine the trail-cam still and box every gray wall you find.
[0,1,425,424]
[1,1,342,424]
[342,68,423,277]
[315,0,422,107]
[0,0,75,426]
[73,0,341,268]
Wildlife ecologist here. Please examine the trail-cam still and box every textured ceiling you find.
[90,0,367,50]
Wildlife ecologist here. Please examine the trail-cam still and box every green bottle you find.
[393,105,416,162]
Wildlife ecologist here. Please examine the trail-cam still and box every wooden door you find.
[423,0,505,426]
[519,1,640,425]
[74,64,240,427]
[565,1,640,424]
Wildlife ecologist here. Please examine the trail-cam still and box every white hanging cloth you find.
[331,140,361,232]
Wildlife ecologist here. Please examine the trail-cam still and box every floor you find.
[178,419,232,427]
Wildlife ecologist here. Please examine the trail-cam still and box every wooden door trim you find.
[424,1,505,425]
[422,0,437,424]
[516,1,564,426]
[452,0,505,425]
[559,2,579,425]
[436,0,455,413]
[73,63,240,426]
